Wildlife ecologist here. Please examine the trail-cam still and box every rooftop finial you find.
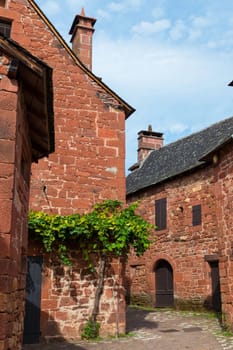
[148,124,152,132]
[80,7,85,16]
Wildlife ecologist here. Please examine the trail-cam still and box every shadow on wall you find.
[23,302,87,350]
[123,275,132,305]
[23,250,126,348]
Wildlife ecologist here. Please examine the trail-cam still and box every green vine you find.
[28,200,155,339]
[28,200,155,266]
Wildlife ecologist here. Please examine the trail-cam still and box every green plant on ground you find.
[81,319,101,340]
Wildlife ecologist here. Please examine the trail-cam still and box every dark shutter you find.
[0,20,11,38]
[155,198,167,230]
[192,204,201,226]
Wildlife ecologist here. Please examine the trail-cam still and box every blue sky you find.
[36,0,233,172]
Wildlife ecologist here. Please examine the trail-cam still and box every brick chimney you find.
[137,125,163,163]
[69,8,96,70]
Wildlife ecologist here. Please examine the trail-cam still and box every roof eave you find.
[199,136,233,162]
[126,161,207,197]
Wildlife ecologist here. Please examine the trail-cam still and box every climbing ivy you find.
[28,200,154,266]
[28,200,155,338]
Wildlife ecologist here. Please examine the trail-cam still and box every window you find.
[0,19,11,38]
[0,0,6,7]
[155,198,167,230]
[192,204,202,226]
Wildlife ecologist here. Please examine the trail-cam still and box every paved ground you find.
[23,307,233,350]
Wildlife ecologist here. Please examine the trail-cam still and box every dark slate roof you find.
[127,116,233,195]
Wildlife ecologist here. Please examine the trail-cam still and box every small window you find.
[0,19,11,38]
[192,204,202,226]
[0,0,6,8]
[155,198,167,230]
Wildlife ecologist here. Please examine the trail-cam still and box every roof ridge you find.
[154,115,233,153]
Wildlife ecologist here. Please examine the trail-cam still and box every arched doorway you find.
[155,259,174,307]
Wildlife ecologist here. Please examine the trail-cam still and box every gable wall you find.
[0,56,32,350]
[126,163,220,309]
[215,143,233,328]
[2,0,126,215]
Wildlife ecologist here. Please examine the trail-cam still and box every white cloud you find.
[40,0,61,16]
[152,6,165,19]
[107,2,126,12]
[188,29,202,41]
[191,15,212,28]
[127,0,143,7]
[207,28,233,50]
[66,0,84,8]
[106,0,143,13]
[132,19,171,35]
[96,9,111,20]
[187,15,212,41]
[164,123,188,134]
[170,20,187,40]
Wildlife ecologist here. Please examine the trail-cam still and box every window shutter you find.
[155,198,167,230]
[192,204,202,226]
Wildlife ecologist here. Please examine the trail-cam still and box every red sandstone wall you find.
[29,244,126,341]
[0,56,32,350]
[0,1,126,215]
[215,143,233,327]
[127,164,220,308]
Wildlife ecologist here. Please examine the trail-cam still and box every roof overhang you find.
[199,136,233,162]
[0,35,55,162]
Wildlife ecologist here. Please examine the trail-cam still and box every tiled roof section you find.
[127,116,233,195]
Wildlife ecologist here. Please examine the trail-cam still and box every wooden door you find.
[155,260,174,307]
[23,256,43,344]
[210,261,221,313]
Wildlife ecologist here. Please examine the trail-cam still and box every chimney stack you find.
[69,8,96,70]
[137,125,163,163]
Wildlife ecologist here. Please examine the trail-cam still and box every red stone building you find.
[0,0,134,347]
[0,35,54,350]
[126,117,233,328]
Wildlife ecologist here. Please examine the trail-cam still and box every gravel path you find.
[23,307,233,350]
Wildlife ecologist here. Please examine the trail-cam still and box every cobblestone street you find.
[23,307,233,350]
